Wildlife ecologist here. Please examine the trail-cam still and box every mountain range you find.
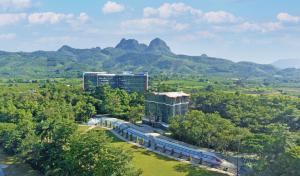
[0,38,299,81]
[272,59,300,69]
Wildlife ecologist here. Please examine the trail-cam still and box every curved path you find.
[94,125,235,176]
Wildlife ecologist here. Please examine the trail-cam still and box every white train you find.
[96,117,235,171]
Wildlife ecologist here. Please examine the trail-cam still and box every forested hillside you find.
[1,38,300,82]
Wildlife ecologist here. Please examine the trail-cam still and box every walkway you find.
[100,125,235,176]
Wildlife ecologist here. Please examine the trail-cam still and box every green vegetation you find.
[0,83,141,176]
[190,91,300,132]
[168,87,300,175]
[92,85,144,121]
[0,72,300,176]
[170,110,249,152]
[0,149,41,176]
[260,146,300,176]
[65,130,140,176]
[101,128,225,176]
[0,38,300,85]
[150,75,300,97]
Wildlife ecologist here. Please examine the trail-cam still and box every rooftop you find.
[153,92,190,98]
[83,71,148,76]
[83,72,107,75]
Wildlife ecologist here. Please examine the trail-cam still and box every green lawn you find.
[78,125,91,133]
[160,79,206,91]
[0,149,41,176]
[92,127,226,176]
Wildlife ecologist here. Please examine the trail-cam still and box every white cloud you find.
[102,1,124,14]
[0,0,31,11]
[28,12,74,24]
[178,31,216,41]
[237,22,282,32]
[78,12,89,23]
[0,33,16,40]
[277,12,299,23]
[0,13,26,26]
[36,36,75,44]
[173,23,189,31]
[27,12,89,26]
[143,3,239,24]
[143,3,201,18]
[121,18,188,32]
[0,12,88,26]
[121,18,169,29]
[143,7,157,17]
[203,11,238,24]
[260,22,282,32]
[67,12,89,27]
[197,31,216,39]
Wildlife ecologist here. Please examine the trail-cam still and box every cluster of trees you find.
[91,85,144,123]
[169,110,249,152]
[251,125,300,176]
[0,83,141,175]
[190,90,300,132]
[258,146,300,176]
[169,88,300,175]
[1,80,299,175]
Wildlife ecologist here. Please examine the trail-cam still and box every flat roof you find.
[84,72,107,74]
[152,92,190,98]
[84,72,147,76]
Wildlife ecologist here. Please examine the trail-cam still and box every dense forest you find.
[0,79,299,176]
[169,88,300,175]
[0,83,142,176]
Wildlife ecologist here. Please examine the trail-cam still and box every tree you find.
[169,110,249,151]
[252,124,297,176]
[65,130,141,176]
[128,105,144,124]
[74,101,96,122]
[253,146,300,176]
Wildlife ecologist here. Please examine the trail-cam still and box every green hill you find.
[0,38,299,81]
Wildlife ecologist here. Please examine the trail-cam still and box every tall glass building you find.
[144,92,190,128]
[83,72,148,93]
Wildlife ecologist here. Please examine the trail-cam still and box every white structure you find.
[96,117,236,173]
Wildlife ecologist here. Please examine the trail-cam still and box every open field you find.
[87,127,226,176]
[0,149,41,176]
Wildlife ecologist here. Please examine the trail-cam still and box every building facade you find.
[83,72,148,93]
[144,92,190,127]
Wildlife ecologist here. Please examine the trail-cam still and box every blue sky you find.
[0,0,300,63]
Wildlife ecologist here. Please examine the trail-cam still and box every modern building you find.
[83,72,148,93]
[144,92,190,128]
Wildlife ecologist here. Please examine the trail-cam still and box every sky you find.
[0,0,300,64]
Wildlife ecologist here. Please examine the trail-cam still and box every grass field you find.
[0,149,41,176]
[159,79,207,91]
[89,127,226,176]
